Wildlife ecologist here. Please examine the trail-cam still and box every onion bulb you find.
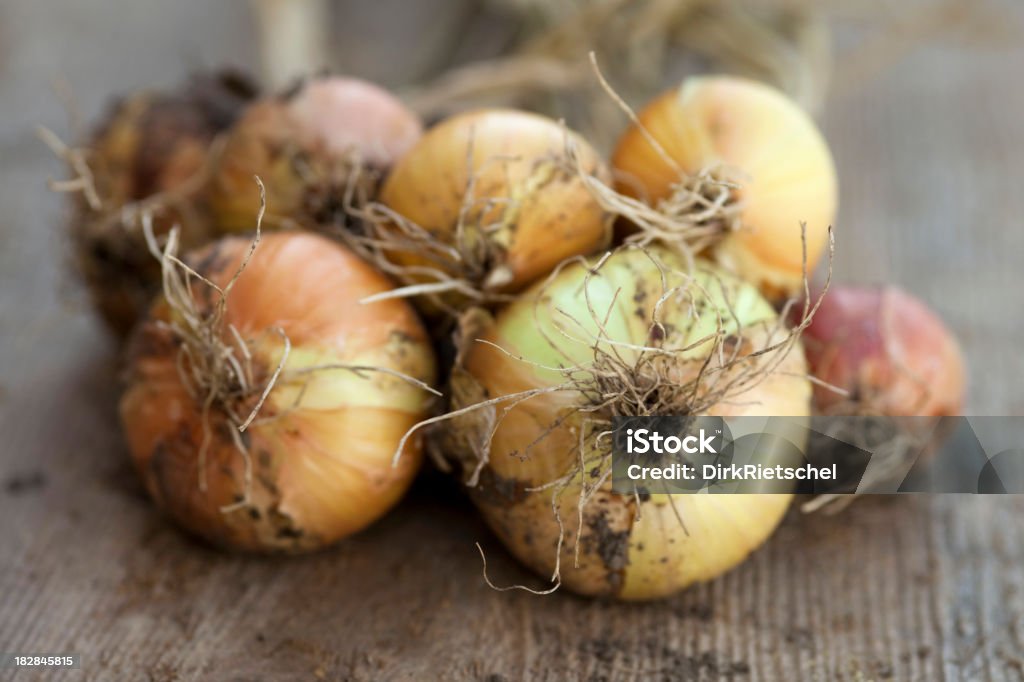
[611,76,837,298]
[206,76,423,233]
[121,230,437,552]
[369,109,611,312]
[800,285,966,416]
[440,246,811,599]
[62,70,258,336]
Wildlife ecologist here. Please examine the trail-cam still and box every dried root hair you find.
[39,65,260,233]
[337,131,608,320]
[143,177,439,514]
[39,124,218,242]
[564,54,744,271]
[40,124,223,335]
[396,227,832,592]
[259,135,383,233]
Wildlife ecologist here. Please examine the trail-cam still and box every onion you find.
[120,228,437,552]
[59,70,258,336]
[437,246,810,598]
[363,109,611,313]
[610,76,837,298]
[206,76,423,233]
[800,285,966,416]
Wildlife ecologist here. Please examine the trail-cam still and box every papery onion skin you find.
[70,70,259,337]
[447,247,810,599]
[120,232,436,552]
[611,76,837,298]
[207,76,423,233]
[378,109,611,298]
[800,285,966,416]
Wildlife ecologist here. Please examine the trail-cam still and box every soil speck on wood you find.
[4,471,47,495]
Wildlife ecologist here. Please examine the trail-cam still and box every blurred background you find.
[1,1,1023,680]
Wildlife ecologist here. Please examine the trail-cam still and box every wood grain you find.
[1,2,1023,680]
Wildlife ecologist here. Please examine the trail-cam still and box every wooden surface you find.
[2,2,1024,680]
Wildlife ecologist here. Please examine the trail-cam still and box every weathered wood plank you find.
[1,2,1022,680]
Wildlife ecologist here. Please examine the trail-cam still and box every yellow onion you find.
[66,70,258,336]
[121,231,436,552]
[444,246,810,599]
[206,76,423,232]
[611,76,837,298]
[373,109,611,311]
